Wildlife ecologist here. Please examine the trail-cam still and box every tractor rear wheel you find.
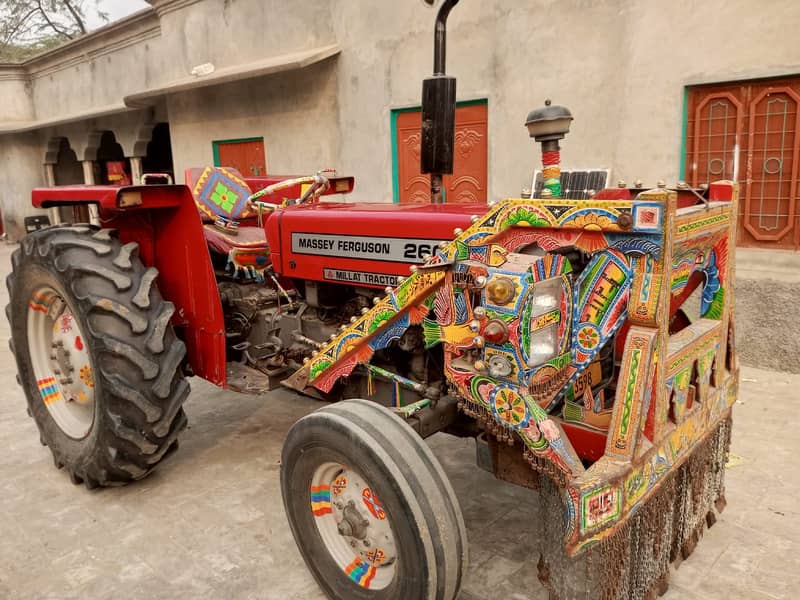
[6,226,189,488]
[280,399,467,600]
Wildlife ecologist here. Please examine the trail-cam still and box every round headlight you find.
[486,277,516,305]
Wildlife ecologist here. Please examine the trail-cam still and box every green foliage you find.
[0,1,108,61]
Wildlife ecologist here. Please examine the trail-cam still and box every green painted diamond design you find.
[210,182,236,212]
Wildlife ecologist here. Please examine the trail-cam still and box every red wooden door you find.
[396,103,488,204]
[685,78,800,249]
[215,138,267,177]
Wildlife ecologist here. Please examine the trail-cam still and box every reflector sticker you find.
[345,557,377,588]
[323,268,399,287]
[310,485,332,516]
[28,292,51,313]
[291,233,445,263]
[37,377,61,405]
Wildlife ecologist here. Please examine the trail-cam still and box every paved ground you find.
[1,241,799,599]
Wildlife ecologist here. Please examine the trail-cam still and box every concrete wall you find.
[167,59,340,183]
[0,70,34,122]
[153,0,335,81]
[0,134,48,237]
[4,0,800,205]
[329,0,800,203]
[735,249,800,373]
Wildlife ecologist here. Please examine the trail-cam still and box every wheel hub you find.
[311,462,398,590]
[27,287,96,438]
[336,500,370,540]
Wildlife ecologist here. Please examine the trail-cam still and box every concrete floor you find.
[1,241,799,600]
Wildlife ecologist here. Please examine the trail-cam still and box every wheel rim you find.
[310,462,398,591]
[27,286,96,439]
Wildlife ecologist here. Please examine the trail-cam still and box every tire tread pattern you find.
[6,226,189,487]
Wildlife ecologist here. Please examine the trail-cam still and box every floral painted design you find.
[577,325,599,350]
[211,182,236,212]
[79,365,94,388]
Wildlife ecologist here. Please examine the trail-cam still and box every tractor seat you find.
[185,166,271,279]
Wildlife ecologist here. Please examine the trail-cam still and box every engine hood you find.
[265,201,487,287]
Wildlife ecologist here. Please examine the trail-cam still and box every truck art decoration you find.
[6,1,737,598]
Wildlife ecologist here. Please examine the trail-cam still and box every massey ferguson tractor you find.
[6,1,738,598]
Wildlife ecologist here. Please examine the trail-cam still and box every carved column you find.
[130,157,143,186]
[82,161,101,226]
[43,164,61,225]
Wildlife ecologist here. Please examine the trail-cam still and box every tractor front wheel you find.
[6,226,189,488]
[280,399,467,600]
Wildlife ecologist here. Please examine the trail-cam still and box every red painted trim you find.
[47,185,228,387]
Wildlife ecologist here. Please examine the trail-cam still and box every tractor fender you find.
[32,184,226,387]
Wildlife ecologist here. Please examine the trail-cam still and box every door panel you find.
[396,103,488,204]
[685,78,800,249]
[744,87,800,244]
[215,139,267,177]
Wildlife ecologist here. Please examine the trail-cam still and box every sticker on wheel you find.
[361,488,386,520]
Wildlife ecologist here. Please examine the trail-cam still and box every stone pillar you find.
[43,164,62,225]
[82,161,100,226]
[130,157,143,186]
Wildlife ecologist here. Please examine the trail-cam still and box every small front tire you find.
[281,399,467,600]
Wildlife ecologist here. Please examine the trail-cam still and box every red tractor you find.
[7,1,737,599]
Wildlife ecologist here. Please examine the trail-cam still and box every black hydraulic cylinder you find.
[421,75,457,176]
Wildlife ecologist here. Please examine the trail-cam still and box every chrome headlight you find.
[527,277,563,368]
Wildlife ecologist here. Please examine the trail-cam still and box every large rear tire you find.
[6,225,189,488]
[280,399,467,600]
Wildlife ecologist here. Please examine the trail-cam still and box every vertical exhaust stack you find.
[421,0,460,204]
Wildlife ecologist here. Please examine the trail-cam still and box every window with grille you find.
[684,77,800,249]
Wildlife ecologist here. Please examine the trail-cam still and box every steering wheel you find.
[247,173,330,210]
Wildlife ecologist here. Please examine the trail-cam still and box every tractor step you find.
[226,362,271,394]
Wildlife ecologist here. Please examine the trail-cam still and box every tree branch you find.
[61,0,86,34]
[35,1,73,39]
[1,8,39,47]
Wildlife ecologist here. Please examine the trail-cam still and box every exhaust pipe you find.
[421,0,460,204]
